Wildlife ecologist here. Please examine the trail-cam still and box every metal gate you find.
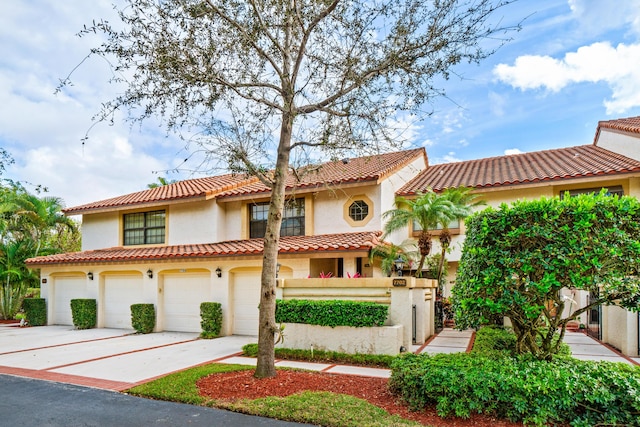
[586,290,602,340]
[434,299,444,333]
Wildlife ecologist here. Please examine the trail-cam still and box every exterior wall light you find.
[394,257,404,277]
[147,269,153,279]
[276,263,281,278]
[215,267,222,278]
[87,272,94,280]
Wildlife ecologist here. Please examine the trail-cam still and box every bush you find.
[22,298,46,326]
[470,326,516,356]
[242,343,395,368]
[70,299,97,329]
[390,352,640,426]
[200,302,222,339]
[472,326,571,359]
[275,299,388,328]
[131,303,155,334]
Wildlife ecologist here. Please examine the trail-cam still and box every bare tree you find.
[61,0,519,378]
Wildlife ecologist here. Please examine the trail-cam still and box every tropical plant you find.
[452,191,640,360]
[369,242,411,277]
[0,183,78,319]
[383,190,456,276]
[0,239,36,319]
[147,176,177,189]
[435,187,484,282]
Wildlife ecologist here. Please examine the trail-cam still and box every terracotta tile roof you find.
[594,116,640,143]
[64,174,256,215]
[64,149,425,213]
[25,232,382,266]
[216,148,426,199]
[397,145,640,195]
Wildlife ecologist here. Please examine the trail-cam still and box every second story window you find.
[413,218,460,236]
[250,198,305,238]
[123,210,166,245]
[563,185,624,198]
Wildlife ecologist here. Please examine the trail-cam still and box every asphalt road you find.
[0,374,310,427]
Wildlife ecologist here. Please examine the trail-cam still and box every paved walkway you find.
[414,328,639,366]
[0,324,637,393]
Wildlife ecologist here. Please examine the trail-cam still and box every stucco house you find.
[26,148,428,336]
[395,116,640,357]
[26,116,640,357]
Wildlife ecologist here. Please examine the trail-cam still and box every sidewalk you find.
[411,328,639,366]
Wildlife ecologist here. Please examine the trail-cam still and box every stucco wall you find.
[313,184,382,235]
[81,212,120,250]
[167,200,219,244]
[278,323,404,355]
[595,129,640,161]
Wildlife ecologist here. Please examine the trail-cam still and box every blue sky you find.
[1,0,640,208]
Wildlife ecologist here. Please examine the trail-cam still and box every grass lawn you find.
[126,363,423,427]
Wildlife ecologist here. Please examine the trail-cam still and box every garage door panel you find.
[53,277,86,325]
[104,275,144,329]
[163,273,211,332]
[233,272,261,336]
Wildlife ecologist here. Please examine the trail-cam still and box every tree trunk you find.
[254,112,293,379]
[414,231,432,277]
[436,229,451,286]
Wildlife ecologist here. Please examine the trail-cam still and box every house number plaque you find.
[392,278,407,287]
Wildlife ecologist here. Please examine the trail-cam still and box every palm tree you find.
[0,239,35,319]
[383,191,456,277]
[12,194,76,257]
[369,241,417,277]
[435,187,485,283]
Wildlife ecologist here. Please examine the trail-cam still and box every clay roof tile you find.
[25,232,382,266]
[397,145,640,195]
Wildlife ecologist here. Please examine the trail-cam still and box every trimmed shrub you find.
[275,299,388,328]
[70,299,97,329]
[242,343,395,368]
[390,352,640,426]
[131,303,155,334]
[22,298,46,326]
[200,302,222,339]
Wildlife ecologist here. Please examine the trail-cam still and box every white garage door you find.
[52,276,86,325]
[104,275,144,329]
[233,272,261,335]
[163,273,211,332]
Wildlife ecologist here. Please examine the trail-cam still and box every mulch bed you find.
[197,369,522,426]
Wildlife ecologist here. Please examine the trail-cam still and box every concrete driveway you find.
[0,324,255,391]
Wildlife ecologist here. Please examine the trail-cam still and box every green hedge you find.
[131,303,155,334]
[275,299,388,328]
[70,299,97,329]
[242,343,395,368]
[200,302,222,339]
[390,352,640,426]
[22,298,46,326]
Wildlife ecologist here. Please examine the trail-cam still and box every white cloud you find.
[430,152,462,165]
[0,0,187,207]
[504,148,524,155]
[421,138,435,148]
[568,0,640,36]
[493,42,640,113]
